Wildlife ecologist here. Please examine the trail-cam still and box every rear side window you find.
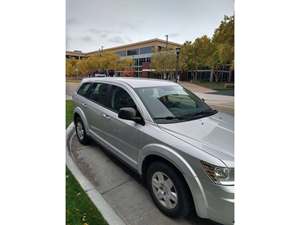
[77,83,92,97]
[96,83,111,108]
[88,83,102,102]
[85,83,112,108]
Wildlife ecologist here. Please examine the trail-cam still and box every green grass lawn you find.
[66,100,108,225]
[66,100,74,128]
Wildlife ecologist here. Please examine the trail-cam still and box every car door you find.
[82,82,114,142]
[75,82,93,124]
[99,84,145,166]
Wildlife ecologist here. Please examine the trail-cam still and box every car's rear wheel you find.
[75,117,89,145]
[146,161,192,218]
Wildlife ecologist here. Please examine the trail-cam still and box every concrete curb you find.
[66,123,126,225]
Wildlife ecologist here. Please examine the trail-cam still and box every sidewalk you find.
[194,93,234,115]
[179,81,216,93]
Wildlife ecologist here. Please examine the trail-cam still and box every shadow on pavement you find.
[207,89,234,96]
[85,139,222,225]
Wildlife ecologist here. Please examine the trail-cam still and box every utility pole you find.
[164,34,168,80]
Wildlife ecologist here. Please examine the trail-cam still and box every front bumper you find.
[203,182,234,225]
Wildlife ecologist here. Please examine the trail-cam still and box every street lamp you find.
[165,34,168,50]
[175,47,180,82]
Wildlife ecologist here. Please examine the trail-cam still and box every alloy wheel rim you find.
[151,171,178,209]
[76,121,84,140]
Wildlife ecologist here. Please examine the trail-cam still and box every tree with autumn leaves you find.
[66,52,133,77]
[149,16,234,81]
[150,49,177,78]
[179,15,234,80]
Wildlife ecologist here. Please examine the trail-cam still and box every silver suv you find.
[72,77,234,225]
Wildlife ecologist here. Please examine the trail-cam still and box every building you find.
[66,50,87,60]
[67,38,181,77]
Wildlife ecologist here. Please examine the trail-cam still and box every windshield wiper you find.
[154,110,217,121]
[185,109,218,118]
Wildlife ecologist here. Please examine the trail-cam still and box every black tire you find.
[75,116,90,145]
[146,161,193,218]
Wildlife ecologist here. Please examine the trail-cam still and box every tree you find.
[212,15,234,66]
[212,15,234,81]
[151,50,176,78]
[116,57,133,71]
[193,35,215,69]
[77,59,89,76]
[98,52,119,71]
[66,59,77,77]
[86,56,101,72]
[177,15,234,82]
[179,41,195,71]
[65,52,136,77]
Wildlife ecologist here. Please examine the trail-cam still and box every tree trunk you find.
[210,68,214,82]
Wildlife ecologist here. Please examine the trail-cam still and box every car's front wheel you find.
[75,116,89,145]
[146,161,192,218]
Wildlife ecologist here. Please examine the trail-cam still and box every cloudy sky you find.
[66,0,233,52]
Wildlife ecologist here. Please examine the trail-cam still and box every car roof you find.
[81,77,178,88]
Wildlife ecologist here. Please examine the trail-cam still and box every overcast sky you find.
[66,0,233,52]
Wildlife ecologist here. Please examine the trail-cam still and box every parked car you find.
[94,73,106,77]
[72,77,234,225]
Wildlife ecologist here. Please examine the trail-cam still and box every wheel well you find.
[142,155,184,183]
[73,112,80,123]
[141,155,195,210]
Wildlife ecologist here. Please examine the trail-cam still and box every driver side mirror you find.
[118,107,145,125]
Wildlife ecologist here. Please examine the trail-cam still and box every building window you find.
[133,58,139,66]
[127,48,139,56]
[140,46,153,54]
[116,51,126,57]
[136,57,151,67]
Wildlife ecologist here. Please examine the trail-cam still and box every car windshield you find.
[135,85,217,124]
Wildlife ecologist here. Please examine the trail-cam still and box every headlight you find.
[200,161,234,186]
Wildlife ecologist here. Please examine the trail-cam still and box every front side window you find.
[135,85,216,123]
[110,85,136,112]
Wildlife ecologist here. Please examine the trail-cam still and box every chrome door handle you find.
[81,103,87,107]
[102,114,111,119]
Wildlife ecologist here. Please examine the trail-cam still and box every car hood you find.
[158,112,234,167]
